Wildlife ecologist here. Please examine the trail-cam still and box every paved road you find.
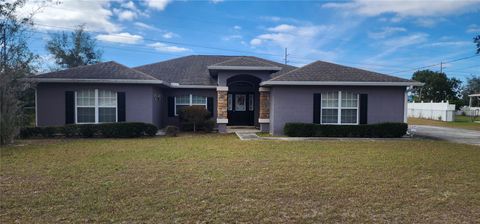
[410,125,480,146]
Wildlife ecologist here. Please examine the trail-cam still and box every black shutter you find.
[207,97,214,118]
[313,93,321,124]
[65,91,75,124]
[117,92,126,122]
[359,94,368,124]
[167,96,175,117]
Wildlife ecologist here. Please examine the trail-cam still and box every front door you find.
[228,92,254,126]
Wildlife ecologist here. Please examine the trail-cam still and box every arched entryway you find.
[226,75,261,126]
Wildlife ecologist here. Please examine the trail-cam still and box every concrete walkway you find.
[410,125,480,146]
[235,132,260,140]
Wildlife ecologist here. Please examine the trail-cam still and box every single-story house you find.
[31,55,422,135]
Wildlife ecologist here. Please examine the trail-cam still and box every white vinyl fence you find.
[408,101,456,122]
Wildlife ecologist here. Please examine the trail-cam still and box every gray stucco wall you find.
[162,88,217,126]
[36,83,160,127]
[269,86,407,135]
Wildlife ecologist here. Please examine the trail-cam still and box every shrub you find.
[284,122,408,138]
[63,125,79,137]
[19,127,41,138]
[202,119,216,132]
[144,124,158,136]
[178,106,210,132]
[19,122,158,139]
[78,124,97,138]
[165,125,179,137]
[40,127,57,138]
[98,122,157,138]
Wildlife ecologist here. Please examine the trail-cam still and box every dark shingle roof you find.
[134,55,296,85]
[35,61,158,80]
[270,60,414,82]
[210,56,278,67]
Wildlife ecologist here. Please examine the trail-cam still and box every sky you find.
[19,0,480,81]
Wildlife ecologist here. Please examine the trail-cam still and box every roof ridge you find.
[268,60,319,81]
[111,61,161,80]
[210,56,278,67]
[36,61,115,76]
[316,60,411,81]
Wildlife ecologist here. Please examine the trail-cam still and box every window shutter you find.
[207,97,214,118]
[168,96,175,117]
[359,94,368,124]
[117,92,126,122]
[313,93,321,124]
[65,91,75,124]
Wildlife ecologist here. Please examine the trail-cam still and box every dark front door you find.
[228,92,254,126]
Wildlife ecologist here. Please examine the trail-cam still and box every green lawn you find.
[409,115,480,131]
[1,135,479,223]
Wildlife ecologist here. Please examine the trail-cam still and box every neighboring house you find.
[31,55,422,135]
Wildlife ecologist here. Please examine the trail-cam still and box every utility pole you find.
[284,48,289,65]
[440,61,443,73]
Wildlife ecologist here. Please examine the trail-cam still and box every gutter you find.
[260,81,424,87]
[27,78,218,89]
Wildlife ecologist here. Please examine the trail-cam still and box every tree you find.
[462,75,480,106]
[475,35,480,54]
[0,0,37,145]
[411,70,462,107]
[46,25,102,68]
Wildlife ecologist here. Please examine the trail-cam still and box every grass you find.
[408,115,480,131]
[1,135,479,223]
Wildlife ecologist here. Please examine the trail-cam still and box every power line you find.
[31,23,412,70]
[390,55,479,74]
[28,23,480,75]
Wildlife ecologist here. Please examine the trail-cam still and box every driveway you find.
[410,125,480,146]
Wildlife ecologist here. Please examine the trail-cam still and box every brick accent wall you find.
[259,90,270,119]
[217,90,228,119]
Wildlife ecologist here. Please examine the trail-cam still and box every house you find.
[31,55,422,135]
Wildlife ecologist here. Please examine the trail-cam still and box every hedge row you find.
[20,122,158,138]
[284,122,408,138]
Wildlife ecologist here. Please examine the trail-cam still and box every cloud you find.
[19,0,121,33]
[249,23,342,64]
[422,41,472,47]
[368,27,406,39]
[222,35,242,41]
[267,24,296,32]
[210,0,224,4]
[233,25,242,30]
[116,10,137,21]
[467,24,480,33]
[322,0,480,17]
[134,22,159,31]
[372,33,429,59]
[251,24,330,48]
[121,1,137,11]
[148,42,190,53]
[414,18,441,28]
[162,32,175,39]
[96,32,143,44]
[144,0,172,11]
[250,38,262,46]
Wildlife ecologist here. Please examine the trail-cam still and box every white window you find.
[174,94,207,116]
[321,91,358,125]
[75,89,117,124]
[227,94,232,111]
[248,94,254,111]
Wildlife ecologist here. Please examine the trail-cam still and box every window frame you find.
[320,91,359,125]
[75,89,118,124]
[174,94,208,116]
